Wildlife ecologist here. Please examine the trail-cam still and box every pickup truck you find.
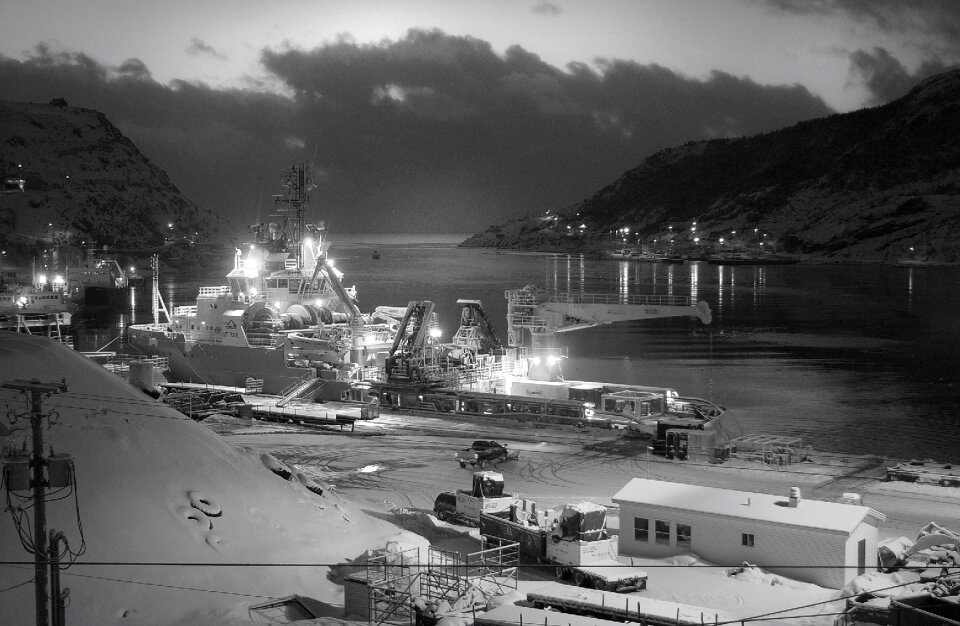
[456,440,517,468]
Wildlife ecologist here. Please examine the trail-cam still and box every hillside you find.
[462,70,960,264]
[0,100,223,265]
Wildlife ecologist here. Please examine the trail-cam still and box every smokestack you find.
[788,486,801,508]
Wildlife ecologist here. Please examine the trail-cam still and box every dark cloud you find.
[1,32,836,235]
[115,58,152,81]
[756,0,960,103]
[186,38,228,61]
[760,0,960,42]
[532,1,561,16]
[849,47,955,105]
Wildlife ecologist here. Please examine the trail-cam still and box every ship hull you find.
[130,331,313,395]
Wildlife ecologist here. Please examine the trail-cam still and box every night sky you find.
[1,0,958,234]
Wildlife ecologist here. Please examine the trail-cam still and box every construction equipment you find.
[479,501,647,592]
[433,471,519,526]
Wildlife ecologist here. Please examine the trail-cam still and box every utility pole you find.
[49,531,68,626]
[2,379,66,626]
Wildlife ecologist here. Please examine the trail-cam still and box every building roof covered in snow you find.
[613,478,879,533]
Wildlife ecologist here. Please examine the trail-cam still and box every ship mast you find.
[271,163,311,270]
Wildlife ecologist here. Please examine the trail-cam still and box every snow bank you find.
[0,335,425,625]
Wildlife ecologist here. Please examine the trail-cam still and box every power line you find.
[0,563,279,600]
[56,570,281,600]
[0,576,35,594]
[0,560,940,624]
[0,561,935,570]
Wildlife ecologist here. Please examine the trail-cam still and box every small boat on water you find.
[706,252,800,265]
[659,254,685,264]
[607,247,636,260]
[606,248,667,262]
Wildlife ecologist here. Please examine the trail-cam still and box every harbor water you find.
[76,234,960,461]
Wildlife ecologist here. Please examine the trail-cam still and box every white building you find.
[612,478,884,589]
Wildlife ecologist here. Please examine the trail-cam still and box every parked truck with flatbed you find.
[433,471,519,525]
[479,501,647,593]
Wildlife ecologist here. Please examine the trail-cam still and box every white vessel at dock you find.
[126,164,398,401]
[125,163,725,443]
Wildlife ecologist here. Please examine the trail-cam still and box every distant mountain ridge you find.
[463,70,960,264]
[0,100,222,262]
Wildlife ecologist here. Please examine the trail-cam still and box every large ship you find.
[66,246,131,311]
[126,164,401,402]
[126,163,731,447]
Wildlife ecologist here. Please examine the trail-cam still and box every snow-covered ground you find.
[0,334,953,625]
[0,335,423,625]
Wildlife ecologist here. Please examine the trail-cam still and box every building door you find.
[857,538,866,575]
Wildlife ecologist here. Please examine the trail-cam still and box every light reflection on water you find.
[76,240,960,461]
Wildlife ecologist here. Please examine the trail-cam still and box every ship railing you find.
[504,288,540,306]
[95,354,170,375]
[197,286,231,297]
[543,291,693,307]
[276,372,319,407]
[179,329,223,343]
[357,366,387,383]
[421,357,519,388]
[506,313,550,331]
[246,334,282,347]
[172,305,197,316]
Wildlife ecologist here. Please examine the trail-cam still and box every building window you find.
[677,523,691,548]
[633,517,649,542]
[655,520,670,545]
[742,533,755,547]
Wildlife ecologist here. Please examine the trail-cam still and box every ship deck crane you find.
[385,301,437,383]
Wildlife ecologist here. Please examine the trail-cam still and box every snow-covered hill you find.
[0,100,223,261]
[0,334,423,625]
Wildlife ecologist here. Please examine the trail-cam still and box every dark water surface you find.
[76,234,960,461]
